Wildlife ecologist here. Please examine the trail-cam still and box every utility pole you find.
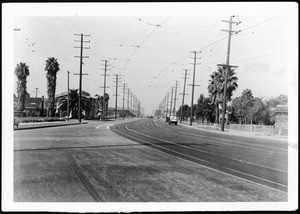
[134,97,136,116]
[173,80,179,115]
[74,33,90,123]
[137,101,141,117]
[113,74,121,120]
[169,86,174,117]
[34,88,39,98]
[100,60,110,121]
[130,92,133,117]
[67,71,70,121]
[127,88,130,117]
[220,15,241,131]
[188,51,201,126]
[180,69,189,123]
[122,83,126,119]
[166,92,169,117]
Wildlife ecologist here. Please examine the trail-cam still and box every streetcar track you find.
[155,123,287,156]
[66,153,103,202]
[125,125,288,174]
[110,123,287,193]
[154,120,287,153]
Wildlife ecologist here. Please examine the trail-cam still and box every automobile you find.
[169,116,178,125]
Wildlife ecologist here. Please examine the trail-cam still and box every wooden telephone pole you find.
[188,51,200,126]
[100,60,110,121]
[74,33,90,122]
[113,74,121,120]
[180,69,189,123]
[220,15,241,131]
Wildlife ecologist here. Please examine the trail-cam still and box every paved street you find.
[112,118,288,192]
[13,118,288,202]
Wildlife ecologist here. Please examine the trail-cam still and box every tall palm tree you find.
[14,62,30,111]
[59,89,91,119]
[208,65,238,124]
[45,57,60,117]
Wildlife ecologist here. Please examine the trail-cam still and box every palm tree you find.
[14,62,30,111]
[59,89,91,119]
[208,65,238,124]
[208,71,222,123]
[45,57,60,117]
[95,93,110,117]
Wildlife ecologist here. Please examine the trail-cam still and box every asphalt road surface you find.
[111,118,288,192]
[13,118,288,202]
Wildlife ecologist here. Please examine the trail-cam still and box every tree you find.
[202,97,216,123]
[176,104,190,120]
[96,93,110,117]
[227,105,239,124]
[195,94,205,120]
[14,62,30,111]
[59,89,91,119]
[154,109,162,117]
[247,97,265,124]
[208,65,238,124]
[265,94,288,109]
[45,57,60,117]
[231,89,254,124]
[194,94,215,123]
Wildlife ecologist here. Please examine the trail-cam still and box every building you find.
[273,104,288,135]
[55,92,101,119]
[14,94,45,117]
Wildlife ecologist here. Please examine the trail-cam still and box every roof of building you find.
[273,104,288,113]
[14,94,44,109]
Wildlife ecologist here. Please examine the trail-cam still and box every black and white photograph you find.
[2,2,298,212]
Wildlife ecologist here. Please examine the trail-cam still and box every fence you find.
[229,124,288,136]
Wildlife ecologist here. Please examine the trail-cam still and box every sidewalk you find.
[14,120,88,130]
[180,121,288,141]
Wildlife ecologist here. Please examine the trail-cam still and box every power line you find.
[232,49,287,64]
[137,17,222,34]
[123,16,171,72]
[240,16,277,32]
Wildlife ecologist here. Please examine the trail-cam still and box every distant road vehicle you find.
[169,116,178,125]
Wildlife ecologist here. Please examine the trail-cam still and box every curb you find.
[14,122,88,131]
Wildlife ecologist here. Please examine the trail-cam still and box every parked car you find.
[169,116,178,125]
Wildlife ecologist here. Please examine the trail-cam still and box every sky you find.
[4,2,298,115]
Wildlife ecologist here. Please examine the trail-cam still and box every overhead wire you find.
[122,16,172,79]
[240,16,278,32]
[153,16,281,99]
